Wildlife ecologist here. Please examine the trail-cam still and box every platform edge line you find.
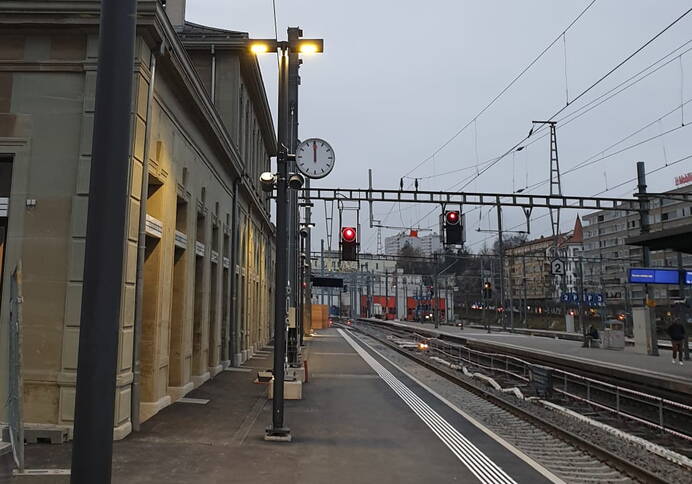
[346,329,566,484]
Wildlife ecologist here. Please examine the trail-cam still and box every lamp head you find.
[288,173,305,189]
[259,172,276,192]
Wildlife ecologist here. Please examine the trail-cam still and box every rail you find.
[361,319,692,443]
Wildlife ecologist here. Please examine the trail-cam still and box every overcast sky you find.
[187,1,692,253]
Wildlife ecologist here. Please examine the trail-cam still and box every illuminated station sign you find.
[628,268,692,285]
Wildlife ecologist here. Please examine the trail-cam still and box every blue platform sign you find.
[628,268,680,285]
[686,271,692,285]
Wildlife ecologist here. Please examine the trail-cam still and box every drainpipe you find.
[228,174,244,365]
[131,44,163,432]
[210,45,216,103]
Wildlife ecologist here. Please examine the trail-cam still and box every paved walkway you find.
[1,328,557,483]
[394,320,692,383]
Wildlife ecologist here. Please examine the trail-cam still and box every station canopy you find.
[625,222,692,254]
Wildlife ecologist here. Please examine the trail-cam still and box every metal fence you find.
[7,262,24,472]
[384,327,692,442]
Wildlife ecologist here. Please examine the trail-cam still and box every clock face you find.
[296,138,335,179]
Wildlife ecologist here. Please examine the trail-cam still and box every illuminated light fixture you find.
[445,210,460,225]
[295,39,324,54]
[299,43,318,54]
[341,227,356,243]
[250,43,270,54]
[259,171,277,192]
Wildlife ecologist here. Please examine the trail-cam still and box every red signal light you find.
[341,227,357,242]
[445,211,460,225]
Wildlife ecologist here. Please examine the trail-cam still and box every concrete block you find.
[268,380,302,400]
[565,314,575,333]
[633,307,655,355]
[286,366,306,383]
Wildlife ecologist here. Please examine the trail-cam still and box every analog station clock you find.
[296,138,335,179]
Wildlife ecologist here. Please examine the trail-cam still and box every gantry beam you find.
[286,187,643,212]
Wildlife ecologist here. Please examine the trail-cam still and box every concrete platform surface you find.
[393,320,692,383]
[1,328,557,483]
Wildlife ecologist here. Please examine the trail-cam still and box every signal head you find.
[445,210,460,225]
[341,227,357,243]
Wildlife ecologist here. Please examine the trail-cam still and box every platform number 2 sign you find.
[551,258,566,276]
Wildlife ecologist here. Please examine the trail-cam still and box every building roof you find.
[563,215,583,244]
[625,222,692,254]
[178,21,276,157]
[179,21,248,39]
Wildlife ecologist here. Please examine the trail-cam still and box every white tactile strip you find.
[339,329,517,484]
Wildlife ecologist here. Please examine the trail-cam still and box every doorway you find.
[0,156,13,311]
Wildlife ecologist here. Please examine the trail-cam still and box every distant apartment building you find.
[582,183,692,306]
[384,231,442,257]
[311,251,397,274]
[505,217,583,302]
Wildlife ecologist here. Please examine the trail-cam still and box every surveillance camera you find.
[288,173,304,190]
[259,172,276,192]
[300,227,309,238]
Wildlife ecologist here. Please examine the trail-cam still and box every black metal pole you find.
[636,161,659,356]
[287,27,301,365]
[267,47,290,440]
[496,203,506,330]
[71,0,137,481]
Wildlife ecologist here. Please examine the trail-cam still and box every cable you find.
[524,100,692,194]
[400,0,599,180]
[271,0,279,68]
[371,28,692,248]
[465,153,692,250]
[457,8,692,194]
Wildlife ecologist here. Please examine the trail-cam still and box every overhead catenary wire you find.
[400,0,599,180]
[414,108,691,235]
[457,7,692,195]
[403,35,692,233]
[372,9,692,249]
[372,0,601,239]
[465,152,692,250]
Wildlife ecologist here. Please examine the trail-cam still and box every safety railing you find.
[360,320,692,442]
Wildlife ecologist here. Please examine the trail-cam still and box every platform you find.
[1,328,557,483]
[384,319,692,397]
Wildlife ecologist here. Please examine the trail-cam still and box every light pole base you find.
[265,427,292,442]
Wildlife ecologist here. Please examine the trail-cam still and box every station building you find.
[0,0,276,439]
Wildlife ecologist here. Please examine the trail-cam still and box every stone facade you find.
[0,0,275,439]
[505,217,583,303]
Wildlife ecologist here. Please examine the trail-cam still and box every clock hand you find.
[313,141,317,163]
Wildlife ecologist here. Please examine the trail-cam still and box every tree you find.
[492,233,527,255]
[396,243,434,275]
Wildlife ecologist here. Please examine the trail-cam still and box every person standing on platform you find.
[667,319,686,365]
[585,325,600,348]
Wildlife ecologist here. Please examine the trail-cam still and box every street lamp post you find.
[70,0,138,482]
[249,31,323,441]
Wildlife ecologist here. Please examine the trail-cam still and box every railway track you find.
[345,319,692,484]
[360,319,692,447]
